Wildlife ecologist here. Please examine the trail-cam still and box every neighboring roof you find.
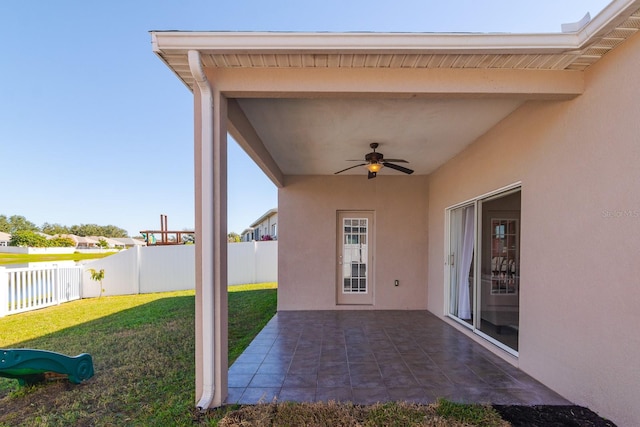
[250,209,278,228]
[58,234,100,245]
[0,231,10,241]
[113,237,147,246]
[87,236,125,246]
[152,1,640,90]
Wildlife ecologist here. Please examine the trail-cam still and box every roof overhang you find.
[250,209,278,228]
[151,0,640,184]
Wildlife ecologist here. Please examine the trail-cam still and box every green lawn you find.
[0,284,277,426]
[0,252,114,265]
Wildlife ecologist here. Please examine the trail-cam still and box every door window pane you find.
[479,191,520,351]
[343,217,368,293]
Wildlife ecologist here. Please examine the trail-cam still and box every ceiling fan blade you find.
[383,162,414,175]
[382,159,409,163]
[334,163,366,174]
[368,171,377,179]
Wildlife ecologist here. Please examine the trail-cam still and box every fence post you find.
[0,267,8,317]
[79,266,84,299]
[55,264,61,305]
[135,245,142,294]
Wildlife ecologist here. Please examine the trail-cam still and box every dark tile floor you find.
[226,310,570,406]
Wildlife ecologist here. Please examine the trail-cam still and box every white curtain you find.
[457,205,474,320]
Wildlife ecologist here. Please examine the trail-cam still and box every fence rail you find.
[0,265,83,317]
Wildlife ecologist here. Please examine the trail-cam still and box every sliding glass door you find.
[447,188,521,353]
[449,205,475,325]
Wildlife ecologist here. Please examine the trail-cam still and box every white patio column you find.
[189,50,228,410]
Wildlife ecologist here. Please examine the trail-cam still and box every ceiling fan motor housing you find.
[365,151,383,163]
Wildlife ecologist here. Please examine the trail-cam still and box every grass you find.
[0,252,114,265]
[0,283,507,426]
[213,401,508,426]
[0,284,277,426]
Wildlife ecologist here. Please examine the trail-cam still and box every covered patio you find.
[151,3,640,423]
[226,311,568,405]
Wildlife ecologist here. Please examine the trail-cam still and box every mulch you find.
[492,405,617,427]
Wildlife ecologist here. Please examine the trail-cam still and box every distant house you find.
[249,208,277,241]
[87,236,127,249]
[58,234,100,249]
[112,237,147,248]
[239,228,254,242]
[0,232,10,246]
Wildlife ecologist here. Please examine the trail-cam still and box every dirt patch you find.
[493,405,617,427]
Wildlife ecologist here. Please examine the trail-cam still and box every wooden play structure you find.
[140,214,195,246]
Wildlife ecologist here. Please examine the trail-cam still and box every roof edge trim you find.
[150,0,640,55]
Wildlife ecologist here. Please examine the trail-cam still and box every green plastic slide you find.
[0,349,94,385]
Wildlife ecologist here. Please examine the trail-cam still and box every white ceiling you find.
[237,97,524,175]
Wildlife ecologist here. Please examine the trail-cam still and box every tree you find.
[8,215,38,234]
[9,230,49,247]
[0,215,10,233]
[41,222,70,235]
[228,232,241,243]
[101,225,128,238]
[97,239,110,249]
[88,269,105,297]
[70,224,128,238]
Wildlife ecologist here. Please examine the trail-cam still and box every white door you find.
[337,211,374,305]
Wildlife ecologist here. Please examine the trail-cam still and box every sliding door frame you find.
[444,182,521,356]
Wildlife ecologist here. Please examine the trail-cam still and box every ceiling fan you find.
[334,143,414,179]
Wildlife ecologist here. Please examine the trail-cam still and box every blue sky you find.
[0,0,611,236]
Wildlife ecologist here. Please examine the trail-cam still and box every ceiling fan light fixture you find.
[367,162,383,173]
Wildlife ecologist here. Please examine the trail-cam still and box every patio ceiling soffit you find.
[151,0,640,183]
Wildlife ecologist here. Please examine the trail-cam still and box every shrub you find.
[9,230,49,248]
[48,236,76,247]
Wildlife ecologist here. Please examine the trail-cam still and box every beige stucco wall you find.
[279,174,429,310]
[427,32,640,426]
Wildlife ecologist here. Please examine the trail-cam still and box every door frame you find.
[336,210,375,305]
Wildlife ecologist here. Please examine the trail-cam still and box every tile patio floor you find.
[226,310,570,406]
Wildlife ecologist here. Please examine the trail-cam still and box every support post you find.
[190,50,228,410]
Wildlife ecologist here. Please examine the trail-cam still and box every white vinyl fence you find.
[1,242,277,316]
[0,265,83,317]
[81,241,277,297]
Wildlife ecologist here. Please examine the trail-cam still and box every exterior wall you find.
[427,32,640,426]
[278,174,429,310]
[240,229,254,242]
[252,212,278,240]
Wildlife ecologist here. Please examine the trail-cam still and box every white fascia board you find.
[576,0,640,44]
[151,31,580,55]
[150,0,639,55]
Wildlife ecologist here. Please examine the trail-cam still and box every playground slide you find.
[0,349,94,385]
